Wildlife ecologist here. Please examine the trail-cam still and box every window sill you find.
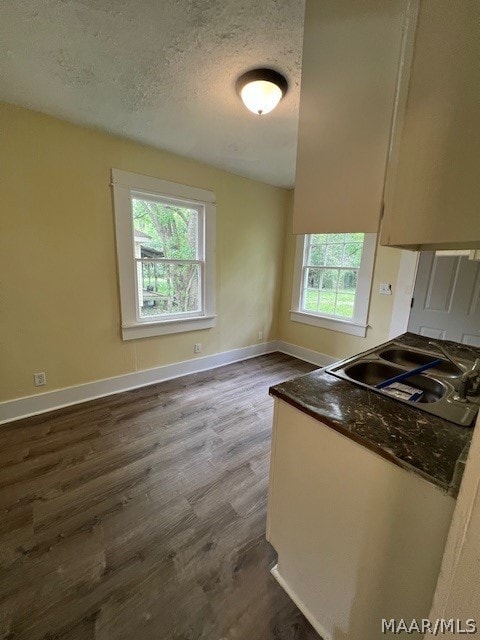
[290,310,368,337]
[122,315,216,340]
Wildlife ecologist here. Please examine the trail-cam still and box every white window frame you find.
[112,169,216,340]
[290,233,377,337]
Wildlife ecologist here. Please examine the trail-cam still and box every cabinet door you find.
[293,0,407,235]
[381,0,480,249]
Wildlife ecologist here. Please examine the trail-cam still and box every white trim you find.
[291,235,305,311]
[111,169,216,204]
[291,233,377,336]
[353,233,377,324]
[122,315,216,339]
[389,249,419,339]
[289,311,368,337]
[436,250,470,257]
[270,565,332,640]
[0,341,336,425]
[111,169,216,340]
[276,340,337,367]
[469,250,480,262]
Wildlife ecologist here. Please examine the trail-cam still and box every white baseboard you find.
[276,340,337,367]
[0,340,335,424]
[271,564,332,640]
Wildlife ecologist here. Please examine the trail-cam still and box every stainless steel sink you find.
[326,341,479,426]
[378,347,462,378]
[344,361,447,404]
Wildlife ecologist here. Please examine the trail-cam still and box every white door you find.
[408,252,480,346]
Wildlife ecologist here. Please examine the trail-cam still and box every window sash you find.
[300,235,364,321]
[135,258,203,265]
[131,196,205,262]
[302,264,361,271]
[134,259,205,322]
[135,258,205,322]
[131,193,206,323]
[130,190,205,213]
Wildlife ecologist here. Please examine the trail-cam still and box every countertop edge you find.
[269,387,456,497]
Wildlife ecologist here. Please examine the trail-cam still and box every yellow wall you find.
[0,103,288,402]
[278,192,403,359]
[0,102,404,404]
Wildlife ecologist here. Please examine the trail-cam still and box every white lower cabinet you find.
[266,399,455,640]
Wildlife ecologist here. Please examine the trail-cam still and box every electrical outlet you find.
[194,343,202,354]
[34,372,46,387]
[258,331,263,341]
[379,283,392,295]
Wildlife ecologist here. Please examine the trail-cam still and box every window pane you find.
[344,232,364,243]
[303,289,319,312]
[305,268,321,288]
[326,233,345,243]
[325,244,344,266]
[318,269,339,315]
[310,234,327,244]
[138,261,200,317]
[308,244,326,266]
[320,268,339,291]
[343,243,363,268]
[335,293,355,318]
[318,291,337,315]
[132,198,198,260]
[339,269,358,292]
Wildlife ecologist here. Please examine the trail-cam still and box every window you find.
[291,233,376,337]
[112,169,215,340]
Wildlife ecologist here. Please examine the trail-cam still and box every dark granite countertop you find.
[270,333,479,497]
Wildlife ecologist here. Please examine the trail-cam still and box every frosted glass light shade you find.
[236,69,288,116]
[240,80,283,115]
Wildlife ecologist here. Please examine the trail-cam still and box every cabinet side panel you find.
[269,400,455,640]
[293,0,407,234]
[381,0,480,248]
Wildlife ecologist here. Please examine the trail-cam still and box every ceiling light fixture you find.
[236,68,288,116]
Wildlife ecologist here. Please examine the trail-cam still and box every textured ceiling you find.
[0,0,305,187]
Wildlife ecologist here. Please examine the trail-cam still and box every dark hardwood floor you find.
[0,353,321,640]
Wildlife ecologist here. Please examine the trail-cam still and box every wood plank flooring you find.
[0,353,321,640]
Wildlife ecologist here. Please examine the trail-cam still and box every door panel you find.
[424,256,459,312]
[418,327,446,340]
[408,252,480,344]
[462,334,480,348]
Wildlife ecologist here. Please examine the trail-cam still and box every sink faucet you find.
[429,341,480,402]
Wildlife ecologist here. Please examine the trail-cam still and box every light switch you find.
[379,283,392,295]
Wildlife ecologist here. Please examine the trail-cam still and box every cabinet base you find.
[270,564,331,640]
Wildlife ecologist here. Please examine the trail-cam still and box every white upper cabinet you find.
[293,0,407,234]
[381,0,480,250]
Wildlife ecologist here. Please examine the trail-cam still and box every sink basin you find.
[326,339,479,426]
[378,347,461,378]
[345,361,446,404]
